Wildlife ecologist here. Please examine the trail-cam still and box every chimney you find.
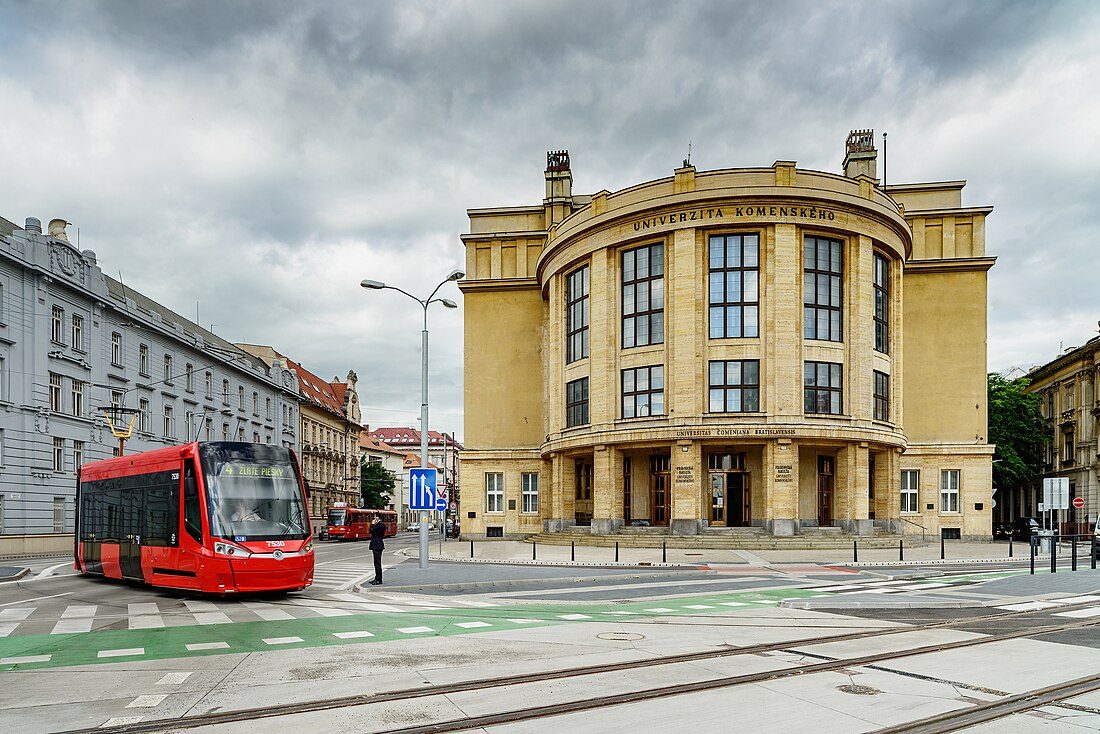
[48,219,71,242]
[24,217,42,234]
[843,129,877,181]
[544,150,574,226]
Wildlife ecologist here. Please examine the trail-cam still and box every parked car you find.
[992,522,1011,540]
[406,522,435,531]
[1011,516,1040,541]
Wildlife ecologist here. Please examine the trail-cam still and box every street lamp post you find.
[361,268,463,570]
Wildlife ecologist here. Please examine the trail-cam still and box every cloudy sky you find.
[1,0,1098,440]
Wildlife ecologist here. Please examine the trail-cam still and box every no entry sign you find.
[1072,497,1085,509]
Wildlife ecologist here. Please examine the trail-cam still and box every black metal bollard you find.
[662,542,666,563]
[1009,533,1013,558]
[899,538,904,561]
[1030,533,1036,575]
[1051,534,1057,574]
[532,541,537,561]
[615,542,619,562]
[1072,535,1078,571]
[470,540,474,559]
[571,541,575,562]
[1093,536,1098,570]
[940,533,945,560]
[853,540,858,563]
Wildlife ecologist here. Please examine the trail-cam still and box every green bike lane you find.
[0,586,828,672]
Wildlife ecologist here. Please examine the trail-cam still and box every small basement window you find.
[941,527,961,540]
[486,526,504,538]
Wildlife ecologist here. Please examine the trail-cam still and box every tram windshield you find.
[328,508,347,526]
[200,443,309,541]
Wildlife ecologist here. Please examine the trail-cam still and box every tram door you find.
[817,456,834,527]
[650,455,670,526]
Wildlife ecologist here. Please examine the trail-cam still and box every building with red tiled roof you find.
[237,343,362,530]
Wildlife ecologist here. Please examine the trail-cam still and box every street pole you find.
[419,306,429,570]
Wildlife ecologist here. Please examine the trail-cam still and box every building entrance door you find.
[727,472,751,527]
[574,460,593,526]
[650,454,670,526]
[817,456,834,527]
[709,473,725,526]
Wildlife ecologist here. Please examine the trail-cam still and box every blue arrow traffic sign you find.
[409,468,438,511]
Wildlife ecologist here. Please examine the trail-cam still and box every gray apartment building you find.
[0,214,301,538]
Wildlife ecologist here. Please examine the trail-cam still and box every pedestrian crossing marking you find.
[1054,607,1100,618]
[99,648,144,658]
[243,602,294,621]
[0,608,34,621]
[183,600,232,625]
[102,717,144,727]
[1,654,50,664]
[263,637,303,645]
[455,621,491,628]
[398,626,434,634]
[156,672,192,685]
[333,631,374,639]
[125,695,166,708]
[186,642,229,651]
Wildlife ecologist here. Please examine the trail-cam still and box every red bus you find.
[326,506,397,540]
[75,442,314,594]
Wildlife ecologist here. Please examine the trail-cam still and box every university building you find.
[458,133,996,540]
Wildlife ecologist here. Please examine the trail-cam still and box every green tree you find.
[987,373,1047,493]
[359,461,395,509]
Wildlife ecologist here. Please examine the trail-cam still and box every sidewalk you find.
[416,538,1054,567]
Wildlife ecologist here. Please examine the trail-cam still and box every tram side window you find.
[183,460,203,542]
[143,483,178,547]
[122,488,141,541]
[104,488,122,541]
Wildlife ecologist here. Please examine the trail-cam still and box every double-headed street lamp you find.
[361,268,463,570]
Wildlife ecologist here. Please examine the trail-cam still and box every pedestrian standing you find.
[368,513,385,585]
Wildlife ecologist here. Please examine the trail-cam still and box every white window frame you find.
[53,496,65,533]
[71,313,83,350]
[51,306,64,343]
[73,440,84,473]
[521,472,539,513]
[49,372,62,411]
[53,437,64,471]
[163,404,174,438]
[940,469,960,514]
[138,398,150,432]
[900,469,919,514]
[111,332,122,366]
[71,379,84,417]
[164,354,173,383]
[139,344,149,376]
[486,472,504,513]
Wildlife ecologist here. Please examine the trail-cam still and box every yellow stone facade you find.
[460,138,996,540]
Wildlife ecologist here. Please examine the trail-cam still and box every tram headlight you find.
[302,543,312,554]
[214,541,252,558]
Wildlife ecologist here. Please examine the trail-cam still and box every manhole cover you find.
[597,632,645,641]
[836,684,881,696]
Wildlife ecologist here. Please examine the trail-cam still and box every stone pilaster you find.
[670,440,702,535]
[764,439,799,535]
[591,444,624,534]
[836,444,872,535]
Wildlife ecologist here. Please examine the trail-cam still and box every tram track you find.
[62,601,1100,734]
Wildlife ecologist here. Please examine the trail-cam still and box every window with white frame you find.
[111,332,123,366]
[53,437,64,471]
[222,422,229,440]
[266,397,272,420]
[940,469,960,513]
[521,472,539,513]
[73,440,83,472]
[186,364,193,391]
[0,355,5,401]
[252,392,258,415]
[486,472,504,513]
[164,354,173,383]
[900,469,919,513]
[71,379,84,417]
[139,398,150,432]
[0,428,5,466]
[110,390,122,410]
[205,371,213,398]
[222,379,230,404]
[206,418,214,441]
[51,305,64,343]
[239,385,245,409]
[185,411,195,441]
[139,344,149,376]
[163,404,174,438]
[71,313,83,350]
[53,496,65,532]
[49,372,62,411]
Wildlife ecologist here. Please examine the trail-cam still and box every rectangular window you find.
[239,385,245,410]
[804,361,843,415]
[873,370,889,422]
[71,314,83,350]
[940,469,960,513]
[163,404,174,438]
[164,354,173,383]
[205,371,213,398]
[73,440,84,472]
[266,397,272,420]
[708,233,759,338]
[0,428,5,467]
[566,377,590,427]
[486,472,504,513]
[51,305,64,343]
[621,365,664,418]
[222,422,229,440]
[49,373,62,411]
[186,364,194,391]
[566,266,590,363]
[111,332,123,366]
[621,243,664,348]
[873,252,889,353]
[184,411,195,442]
[252,391,258,415]
[1063,430,1075,463]
[53,437,64,471]
[900,469,919,513]
[803,236,843,341]
[111,390,123,410]
[206,418,214,441]
[521,472,539,513]
[222,379,230,404]
[53,496,65,532]
[708,360,760,412]
[71,379,84,417]
[139,398,150,432]
[139,344,149,376]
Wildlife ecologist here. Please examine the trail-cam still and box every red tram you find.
[75,442,314,594]
[326,506,397,540]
